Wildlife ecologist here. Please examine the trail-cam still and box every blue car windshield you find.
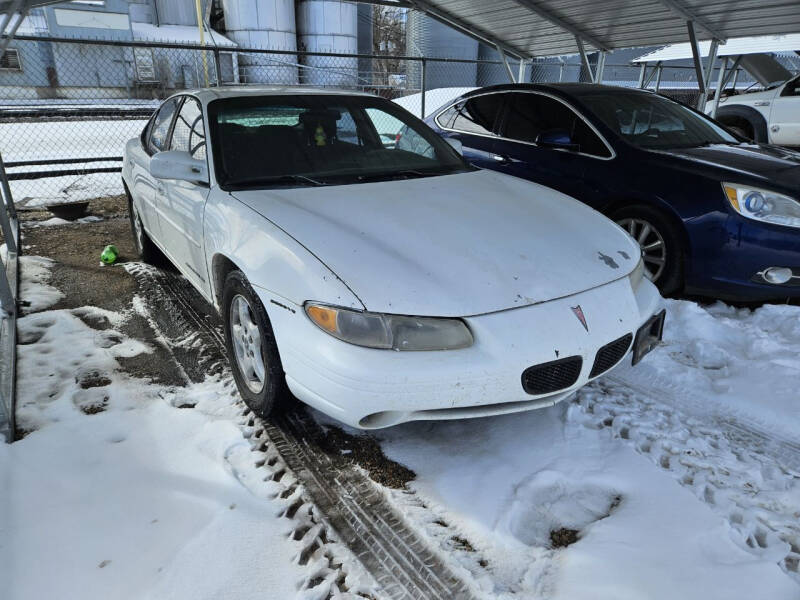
[579,93,740,149]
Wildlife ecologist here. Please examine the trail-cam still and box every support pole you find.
[595,51,606,84]
[575,36,594,83]
[213,48,222,87]
[517,58,526,84]
[698,39,718,110]
[0,152,16,253]
[194,0,209,86]
[687,21,705,95]
[638,63,647,88]
[497,45,516,83]
[420,58,427,118]
[654,63,663,92]
[710,56,728,118]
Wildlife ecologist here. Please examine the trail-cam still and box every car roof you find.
[462,82,655,98]
[178,85,377,105]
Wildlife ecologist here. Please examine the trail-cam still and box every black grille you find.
[521,356,583,395]
[590,333,633,378]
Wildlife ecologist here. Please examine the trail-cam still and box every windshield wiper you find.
[227,174,328,188]
[690,140,744,148]
[354,169,446,183]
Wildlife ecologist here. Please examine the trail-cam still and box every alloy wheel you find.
[616,217,667,283]
[229,294,266,394]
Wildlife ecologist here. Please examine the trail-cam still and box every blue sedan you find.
[424,83,800,301]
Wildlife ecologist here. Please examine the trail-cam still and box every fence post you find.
[213,47,222,87]
[0,152,17,255]
[420,57,427,119]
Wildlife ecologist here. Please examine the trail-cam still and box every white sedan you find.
[122,87,664,429]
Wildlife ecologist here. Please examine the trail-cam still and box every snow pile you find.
[623,298,800,441]
[18,255,63,313]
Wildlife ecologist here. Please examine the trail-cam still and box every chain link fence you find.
[1,34,798,204]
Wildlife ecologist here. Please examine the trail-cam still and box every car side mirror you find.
[445,137,464,155]
[536,129,580,152]
[150,150,208,185]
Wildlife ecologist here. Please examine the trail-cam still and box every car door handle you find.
[492,154,511,164]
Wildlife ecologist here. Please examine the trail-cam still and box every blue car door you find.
[491,91,614,208]
[432,92,505,168]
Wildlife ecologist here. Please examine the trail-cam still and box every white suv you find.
[713,75,800,147]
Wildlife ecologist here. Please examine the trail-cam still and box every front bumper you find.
[686,213,800,301]
[259,276,664,429]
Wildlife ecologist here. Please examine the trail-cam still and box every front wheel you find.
[613,205,685,296]
[222,270,289,418]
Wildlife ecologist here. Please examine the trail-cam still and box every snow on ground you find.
[1,258,311,600]
[370,403,798,600]
[623,298,800,438]
[18,255,63,313]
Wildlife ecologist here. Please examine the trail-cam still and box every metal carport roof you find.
[632,33,800,62]
[391,0,800,58]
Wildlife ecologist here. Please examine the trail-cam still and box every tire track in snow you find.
[126,262,478,600]
[572,376,800,582]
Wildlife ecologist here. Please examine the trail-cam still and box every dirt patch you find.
[295,419,416,489]
[550,527,580,548]
[76,369,112,389]
[17,196,186,388]
[16,195,128,225]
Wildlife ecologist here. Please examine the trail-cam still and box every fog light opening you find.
[763,267,793,285]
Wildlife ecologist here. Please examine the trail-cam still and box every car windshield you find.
[208,94,470,189]
[579,92,740,149]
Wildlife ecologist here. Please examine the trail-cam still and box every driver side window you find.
[501,92,611,158]
[148,97,181,155]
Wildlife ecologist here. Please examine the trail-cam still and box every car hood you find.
[652,144,800,190]
[232,170,640,317]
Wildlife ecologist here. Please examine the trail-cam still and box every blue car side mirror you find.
[537,129,580,151]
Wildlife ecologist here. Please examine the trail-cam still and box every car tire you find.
[128,194,159,263]
[612,205,685,297]
[222,270,289,418]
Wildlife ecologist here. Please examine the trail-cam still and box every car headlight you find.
[722,183,800,228]
[305,303,473,351]
[629,257,645,291]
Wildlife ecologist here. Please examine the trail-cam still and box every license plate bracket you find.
[632,309,666,365]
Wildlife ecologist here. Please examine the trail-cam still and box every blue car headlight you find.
[723,183,800,229]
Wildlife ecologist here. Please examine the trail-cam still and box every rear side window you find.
[501,92,611,158]
[170,97,206,160]
[437,94,503,136]
[148,97,181,154]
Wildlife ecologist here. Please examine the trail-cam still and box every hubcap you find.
[617,217,667,283]
[229,294,266,394]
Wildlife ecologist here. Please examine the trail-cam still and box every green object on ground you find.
[100,244,119,265]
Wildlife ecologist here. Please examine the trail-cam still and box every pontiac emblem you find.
[571,305,589,332]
